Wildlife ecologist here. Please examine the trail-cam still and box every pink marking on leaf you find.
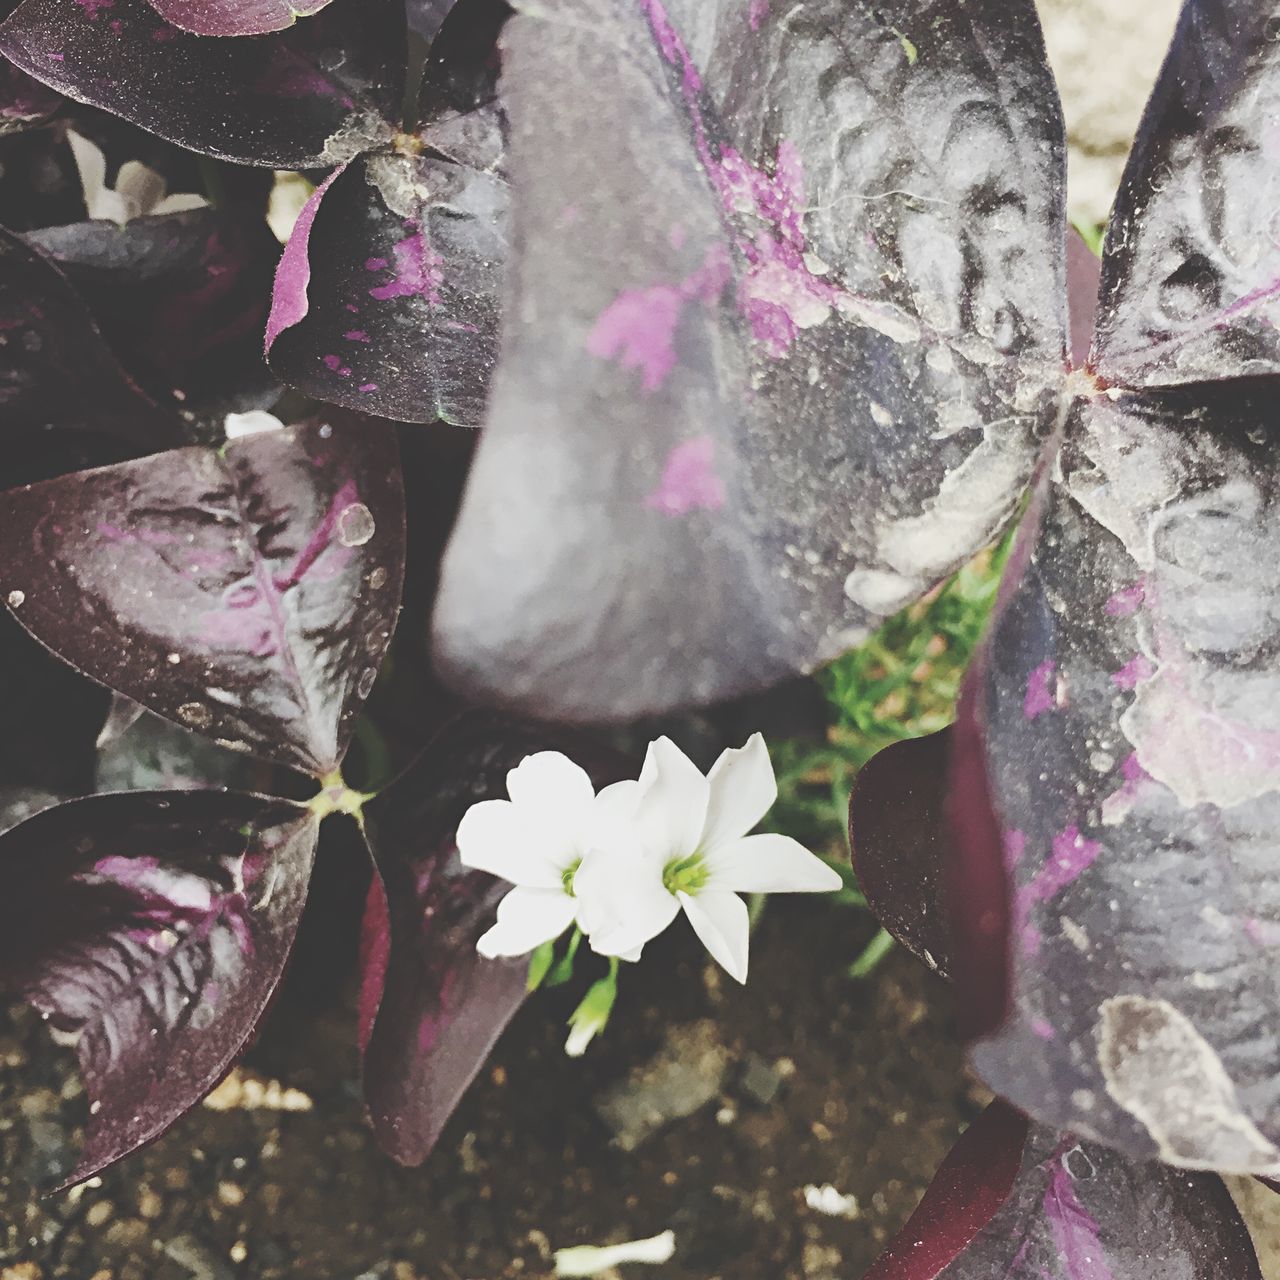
[46,52,64,60]
[1015,827,1103,953]
[1030,1016,1055,1041]
[73,0,114,17]
[344,330,371,343]
[364,257,387,271]
[323,354,342,371]
[645,436,726,517]
[1105,581,1145,616]
[266,168,343,350]
[1024,660,1057,718]
[749,0,770,28]
[359,382,379,393]
[588,285,683,391]
[368,232,443,304]
[1004,829,1027,870]
[1111,653,1155,690]
[1100,753,1151,826]
[1043,1153,1116,1280]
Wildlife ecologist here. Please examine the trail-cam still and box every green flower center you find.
[562,857,582,897]
[662,852,710,896]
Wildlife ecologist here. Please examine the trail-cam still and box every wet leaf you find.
[266,128,506,424]
[146,0,334,37]
[0,418,405,775]
[0,790,317,1186]
[0,0,406,166]
[433,0,1066,720]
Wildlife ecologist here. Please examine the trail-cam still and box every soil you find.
[0,876,980,1280]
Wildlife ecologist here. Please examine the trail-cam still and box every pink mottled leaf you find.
[868,1101,1263,1279]
[0,0,406,166]
[146,0,333,36]
[0,790,317,1187]
[433,0,1067,720]
[0,417,405,775]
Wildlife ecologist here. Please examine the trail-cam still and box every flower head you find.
[66,129,208,226]
[579,734,840,981]
[456,751,634,959]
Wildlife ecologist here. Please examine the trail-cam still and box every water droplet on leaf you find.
[337,503,375,547]
[7,590,24,608]
[178,702,212,729]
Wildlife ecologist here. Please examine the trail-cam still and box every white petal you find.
[679,889,750,983]
[576,847,679,958]
[476,886,576,958]
[66,129,109,215]
[115,160,166,217]
[635,737,710,857]
[707,833,843,894]
[455,798,562,889]
[507,751,596,819]
[703,732,777,848]
[555,1232,677,1276]
[150,192,210,216]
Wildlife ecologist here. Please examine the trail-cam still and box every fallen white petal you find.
[635,737,711,858]
[703,732,777,849]
[476,885,576,958]
[679,889,750,983]
[554,1231,676,1277]
[804,1184,860,1219]
[456,798,563,889]
[151,191,211,216]
[708,833,843,895]
[115,159,166,217]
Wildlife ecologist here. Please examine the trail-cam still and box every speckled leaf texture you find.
[0,0,406,166]
[147,0,334,36]
[0,791,317,1187]
[0,226,178,446]
[1092,0,1280,386]
[867,1102,1263,1280]
[359,712,629,1165]
[432,0,1066,721]
[265,124,506,424]
[0,419,405,776]
[28,204,282,426]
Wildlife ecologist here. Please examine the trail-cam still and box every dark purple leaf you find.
[359,710,629,1164]
[147,0,334,36]
[0,418,405,775]
[967,385,1280,1173]
[1092,0,1280,386]
[1067,228,1100,371]
[865,1101,1028,1280]
[431,0,1066,721]
[849,728,954,980]
[0,790,317,1186]
[0,0,406,166]
[0,52,60,131]
[27,205,281,427]
[266,130,506,424]
[870,1101,1263,1279]
[0,226,179,446]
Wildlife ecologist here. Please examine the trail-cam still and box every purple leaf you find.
[849,728,954,980]
[359,710,629,1164]
[1067,228,1101,371]
[1092,0,1280,386]
[0,417,405,775]
[432,0,1067,721]
[0,225,179,446]
[0,790,317,1186]
[0,52,60,131]
[0,0,406,166]
[27,204,281,427]
[966,385,1280,1173]
[146,0,334,36]
[870,1102,1263,1279]
[266,129,506,424]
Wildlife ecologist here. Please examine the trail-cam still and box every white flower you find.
[66,129,208,227]
[578,734,841,982]
[456,752,635,959]
[224,410,287,440]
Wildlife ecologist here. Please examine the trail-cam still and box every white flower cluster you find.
[457,733,841,987]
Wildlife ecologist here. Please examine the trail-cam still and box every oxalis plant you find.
[0,0,1277,1275]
